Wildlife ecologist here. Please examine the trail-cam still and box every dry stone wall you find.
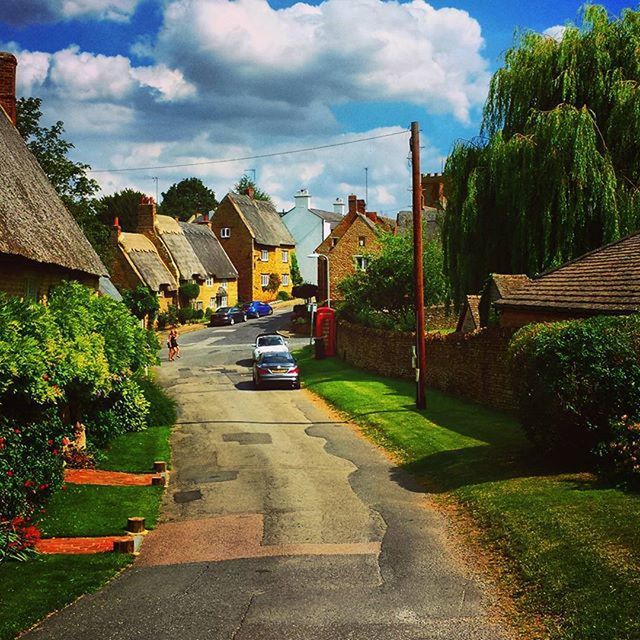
[336,320,517,413]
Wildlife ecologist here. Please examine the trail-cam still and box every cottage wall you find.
[499,307,590,328]
[282,206,323,285]
[335,320,517,413]
[252,243,294,302]
[319,217,381,301]
[0,254,98,301]
[197,278,238,310]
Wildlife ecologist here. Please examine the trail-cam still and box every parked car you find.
[241,301,273,319]
[253,352,300,389]
[252,333,289,361]
[208,306,247,326]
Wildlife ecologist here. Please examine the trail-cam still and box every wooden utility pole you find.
[411,121,426,409]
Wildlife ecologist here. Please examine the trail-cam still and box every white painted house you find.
[282,190,344,284]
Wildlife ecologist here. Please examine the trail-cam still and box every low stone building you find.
[456,295,482,333]
[181,222,239,310]
[314,195,394,303]
[496,233,640,327]
[210,188,296,302]
[478,274,531,326]
[0,51,106,300]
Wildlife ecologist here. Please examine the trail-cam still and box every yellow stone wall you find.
[195,278,239,310]
[251,244,294,302]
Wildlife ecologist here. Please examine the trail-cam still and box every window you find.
[261,274,269,287]
[355,256,369,271]
[209,297,216,309]
[282,273,290,286]
[195,300,203,311]
[358,236,366,247]
[220,279,228,288]
[331,237,338,247]
[282,249,289,263]
[205,276,214,286]
[261,249,269,262]
[221,227,231,238]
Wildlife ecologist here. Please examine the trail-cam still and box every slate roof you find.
[310,208,343,229]
[491,274,531,299]
[118,232,177,292]
[495,233,640,315]
[0,107,106,277]
[155,215,206,281]
[227,192,295,247]
[98,276,123,301]
[180,222,238,279]
[396,207,439,232]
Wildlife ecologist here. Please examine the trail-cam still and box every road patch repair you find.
[135,514,380,567]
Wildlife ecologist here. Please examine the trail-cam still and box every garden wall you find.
[336,320,517,413]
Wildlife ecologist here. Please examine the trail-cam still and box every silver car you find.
[252,352,300,389]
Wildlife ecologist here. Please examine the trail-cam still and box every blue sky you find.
[0,0,633,212]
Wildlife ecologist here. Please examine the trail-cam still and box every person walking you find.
[169,327,180,359]
[167,330,175,361]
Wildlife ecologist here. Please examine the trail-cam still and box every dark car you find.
[208,306,247,326]
[252,352,300,389]
[241,301,273,319]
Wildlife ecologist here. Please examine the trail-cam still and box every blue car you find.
[240,301,273,319]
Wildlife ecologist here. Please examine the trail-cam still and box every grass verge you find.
[0,377,174,640]
[297,347,640,640]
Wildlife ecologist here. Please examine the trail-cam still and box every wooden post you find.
[113,538,135,553]
[127,517,146,534]
[153,461,167,473]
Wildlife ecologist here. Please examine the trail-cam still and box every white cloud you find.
[130,65,196,102]
[0,0,142,25]
[543,25,566,41]
[156,0,489,122]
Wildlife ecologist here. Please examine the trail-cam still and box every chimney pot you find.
[333,197,344,216]
[294,188,311,211]
[0,52,18,127]
[112,217,121,241]
[348,194,357,215]
[245,186,255,199]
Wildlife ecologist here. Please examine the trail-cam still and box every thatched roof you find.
[98,276,122,301]
[226,192,295,247]
[155,215,206,281]
[496,233,640,315]
[0,110,106,276]
[118,232,177,292]
[180,222,238,279]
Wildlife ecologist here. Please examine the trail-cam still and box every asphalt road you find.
[26,307,509,640]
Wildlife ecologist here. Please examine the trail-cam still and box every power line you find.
[88,129,409,174]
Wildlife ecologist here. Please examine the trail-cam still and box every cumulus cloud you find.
[156,0,489,123]
[0,0,142,25]
[543,25,567,41]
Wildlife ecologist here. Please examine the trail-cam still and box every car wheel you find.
[243,315,247,322]
[293,380,301,390]
[229,318,234,325]
[268,308,273,315]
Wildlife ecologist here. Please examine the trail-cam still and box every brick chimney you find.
[245,185,255,199]
[356,199,366,215]
[366,211,378,224]
[137,195,156,234]
[0,52,17,126]
[333,198,344,215]
[112,217,121,243]
[348,194,357,215]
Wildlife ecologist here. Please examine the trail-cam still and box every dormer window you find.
[221,227,231,238]
[331,237,338,247]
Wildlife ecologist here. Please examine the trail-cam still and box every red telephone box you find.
[314,306,336,357]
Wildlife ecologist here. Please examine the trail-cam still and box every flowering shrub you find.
[0,517,41,562]
[597,415,640,488]
[509,315,640,461]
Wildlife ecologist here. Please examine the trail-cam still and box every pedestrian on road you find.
[167,332,175,361]
[169,327,180,359]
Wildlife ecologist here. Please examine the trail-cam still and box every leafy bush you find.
[292,304,310,318]
[122,285,159,322]
[292,283,318,300]
[509,315,640,461]
[205,307,214,319]
[85,379,150,447]
[179,282,200,300]
[157,305,178,330]
[193,308,205,320]
[0,517,41,562]
[177,307,194,324]
[596,415,640,488]
[266,273,281,293]
[277,291,291,301]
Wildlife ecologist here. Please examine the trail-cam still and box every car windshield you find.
[216,307,229,313]
[229,307,241,312]
[257,336,284,347]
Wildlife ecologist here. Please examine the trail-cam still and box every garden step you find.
[36,536,132,554]
[64,469,160,486]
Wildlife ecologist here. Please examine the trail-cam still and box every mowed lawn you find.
[297,347,640,640]
[0,378,176,640]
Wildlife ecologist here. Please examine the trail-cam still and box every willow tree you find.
[443,5,640,305]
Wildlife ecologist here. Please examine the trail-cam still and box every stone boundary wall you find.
[336,320,517,413]
[424,305,457,331]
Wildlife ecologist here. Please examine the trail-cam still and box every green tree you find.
[122,284,160,325]
[15,97,111,263]
[98,188,145,232]
[338,231,449,330]
[234,174,272,203]
[443,5,640,305]
[290,252,303,286]
[160,178,217,221]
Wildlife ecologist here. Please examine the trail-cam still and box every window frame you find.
[261,274,269,288]
[282,249,289,263]
[261,249,269,262]
[354,255,369,271]
[221,227,231,238]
